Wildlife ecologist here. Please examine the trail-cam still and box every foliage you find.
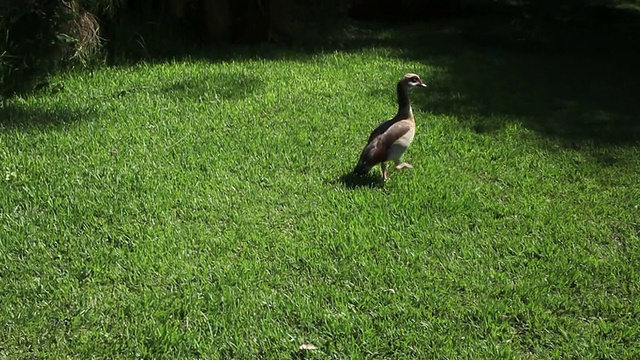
[79,0,124,18]
[0,1,70,99]
[0,0,101,100]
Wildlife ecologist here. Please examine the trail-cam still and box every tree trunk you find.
[230,0,270,43]
[268,0,299,42]
[201,0,231,41]
[167,0,191,18]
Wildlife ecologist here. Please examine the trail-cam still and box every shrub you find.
[0,0,100,100]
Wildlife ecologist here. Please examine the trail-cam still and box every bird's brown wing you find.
[360,120,414,164]
[366,119,395,144]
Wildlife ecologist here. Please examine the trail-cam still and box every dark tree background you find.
[0,0,637,99]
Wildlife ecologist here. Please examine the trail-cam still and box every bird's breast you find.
[394,126,415,147]
[386,126,415,161]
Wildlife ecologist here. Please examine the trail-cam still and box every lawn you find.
[1,10,639,359]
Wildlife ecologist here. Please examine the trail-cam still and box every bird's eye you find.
[411,77,419,83]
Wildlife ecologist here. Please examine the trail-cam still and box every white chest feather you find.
[387,126,415,161]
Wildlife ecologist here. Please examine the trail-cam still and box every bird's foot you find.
[395,162,413,170]
[382,169,390,181]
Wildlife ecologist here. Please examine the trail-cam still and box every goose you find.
[353,73,427,181]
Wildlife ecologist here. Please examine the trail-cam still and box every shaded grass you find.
[344,4,640,145]
[1,9,640,359]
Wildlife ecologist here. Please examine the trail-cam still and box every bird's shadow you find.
[337,171,383,189]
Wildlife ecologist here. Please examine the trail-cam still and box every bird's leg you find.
[381,162,389,181]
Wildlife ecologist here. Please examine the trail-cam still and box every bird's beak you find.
[420,83,428,88]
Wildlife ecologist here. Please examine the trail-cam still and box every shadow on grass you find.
[172,4,639,147]
[400,4,640,145]
[0,103,93,131]
[7,3,640,146]
[160,72,263,102]
[258,4,640,147]
[338,171,383,189]
[0,70,261,132]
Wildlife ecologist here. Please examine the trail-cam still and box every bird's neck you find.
[396,83,413,119]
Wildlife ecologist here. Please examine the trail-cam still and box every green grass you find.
[1,12,640,359]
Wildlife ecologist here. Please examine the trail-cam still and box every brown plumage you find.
[353,73,427,181]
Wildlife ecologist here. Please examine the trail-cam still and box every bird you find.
[353,73,427,181]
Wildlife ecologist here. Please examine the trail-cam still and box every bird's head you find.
[353,159,373,176]
[400,73,427,89]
